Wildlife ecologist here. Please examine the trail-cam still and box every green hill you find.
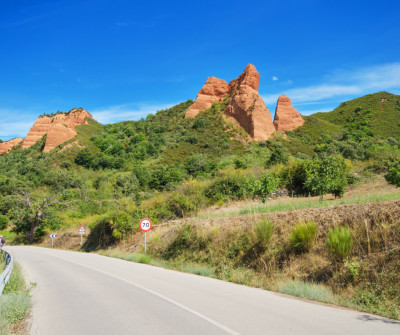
[311,91,400,139]
[1,91,400,246]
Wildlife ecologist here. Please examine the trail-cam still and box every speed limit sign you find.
[139,218,152,232]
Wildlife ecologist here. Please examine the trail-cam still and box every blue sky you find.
[1,0,399,140]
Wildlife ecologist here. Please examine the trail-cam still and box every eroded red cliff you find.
[185,77,230,118]
[185,64,277,141]
[0,137,24,154]
[224,64,275,141]
[273,94,304,132]
[21,108,93,152]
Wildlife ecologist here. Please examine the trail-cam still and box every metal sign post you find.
[49,234,57,248]
[78,226,86,246]
[139,218,152,254]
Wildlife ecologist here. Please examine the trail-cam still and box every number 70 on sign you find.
[140,218,152,232]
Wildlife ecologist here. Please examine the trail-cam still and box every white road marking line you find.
[57,256,241,335]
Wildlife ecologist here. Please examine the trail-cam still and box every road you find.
[7,246,400,335]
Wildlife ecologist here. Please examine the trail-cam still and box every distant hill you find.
[296,91,400,141]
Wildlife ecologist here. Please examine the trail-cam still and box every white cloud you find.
[262,63,400,111]
[272,76,278,81]
[91,102,177,124]
[0,109,37,139]
[296,108,334,115]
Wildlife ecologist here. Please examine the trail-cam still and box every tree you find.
[252,173,280,203]
[0,214,8,229]
[304,155,347,200]
[385,161,400,187]
[11,193,72,243]
[266,145,289,166]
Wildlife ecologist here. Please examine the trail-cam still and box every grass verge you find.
[0,262,31,335]
[278,280,335,304]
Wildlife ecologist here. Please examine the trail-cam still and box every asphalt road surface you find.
[7,246,400,335]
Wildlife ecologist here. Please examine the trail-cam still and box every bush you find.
[167,192,201,218]
[0,215,8,230]
[254,219,274,246]
[252,173,280,203]
[289,222,317,253]
[85,211,136,251]
[385,161,400,187]
[280,162,308,195]
[304,155,347,199]
[204,172,254,202]
[326,226,353,260]
[234,159,248,169]
[266,145,289,166]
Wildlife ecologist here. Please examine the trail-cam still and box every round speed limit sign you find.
[139,218,152,232]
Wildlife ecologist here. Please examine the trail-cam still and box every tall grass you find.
[326,226,353,260]
[0,263,31,335]
[289,222,317,253]
[279,280,335,304]
[254,219,274,246]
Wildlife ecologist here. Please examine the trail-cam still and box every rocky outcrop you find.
[185,64,276,141]
[0,137,23,154]
[273,94,304,132]
[224,64,275,141]
[21,108,93,152]
[185,77,229,118]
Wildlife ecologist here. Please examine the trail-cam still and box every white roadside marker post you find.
[49,234,57,248]
[139,218,152,254]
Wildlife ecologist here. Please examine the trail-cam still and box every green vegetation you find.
[102,197,400,320]
[0,263,31,335]
[326,226,353,260]
[254,219,274,246]
[1,91,400,319]
[278,280,335,304]
[0,215,8,230]
[385,161,400,187]
[289,222,317,253]
[1,92,399,247]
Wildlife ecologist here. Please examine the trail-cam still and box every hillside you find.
[294,91,400,142]
[1,90,400,320]
[0,91,399,243]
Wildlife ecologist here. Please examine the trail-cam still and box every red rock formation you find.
[20,116,53,149]
[224,64,275,141]
[0,137,23,154]
[21,108,93,152]
[185,64,276,141]
[273,94,304,132]
[185,77,229,118]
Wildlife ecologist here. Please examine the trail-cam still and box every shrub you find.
[252,173,280,203]
[385,161,400,187]
[304,155,347,200]
[254,219,274,246]
[167,192,200,218]
[0,215,8,230]
[204,172,254,202]
[266,145,289,166]
[234,159,248,169]
[289,222,317,253]
[326,226,353,260]
[280,161,308,195]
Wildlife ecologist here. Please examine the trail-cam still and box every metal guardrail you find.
[0,249,13,295]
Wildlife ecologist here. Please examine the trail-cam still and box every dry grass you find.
[107,197,400,320]
[198,176,399,219]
